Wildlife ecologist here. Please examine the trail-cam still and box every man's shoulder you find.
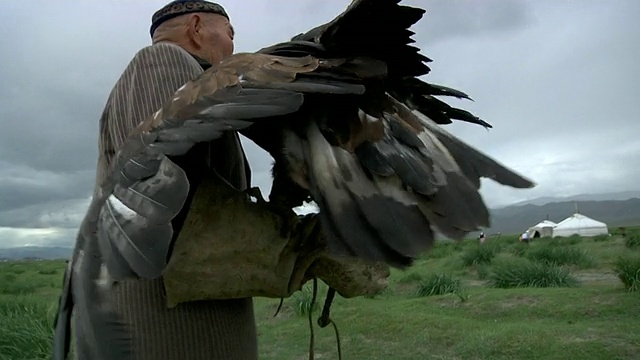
[129,42,200,68]
[133,42,189,57]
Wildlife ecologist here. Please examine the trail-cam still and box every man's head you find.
[150,1,234,65]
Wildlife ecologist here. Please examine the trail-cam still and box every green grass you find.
[624,233,640,249]
[613,253,640,292]
[0,297,56,360]
[525,246,597,269]
[0,261,65,298]
[2,234,640,359]
[415,273,463,297]
[489,257,579,288]
[290,282,321,316]
[425,241,463,259]
[461,243,501,266]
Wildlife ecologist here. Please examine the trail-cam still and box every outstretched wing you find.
[54,2,535,357]
[294,94,532,268]
[247,0,535,268]
[94,0,534,278]
[92,53,370,280]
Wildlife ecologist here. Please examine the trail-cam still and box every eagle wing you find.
[244,0,535,267]
[94,0,535,277]
[53,2,536,358]
[93,53,373,280]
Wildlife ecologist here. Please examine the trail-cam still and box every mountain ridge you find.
[503,190,640,208]
[487,197,640,235]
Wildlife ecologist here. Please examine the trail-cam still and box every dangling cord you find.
[308,278,319,360]
[317,287,342,360]
[273,297,284,317]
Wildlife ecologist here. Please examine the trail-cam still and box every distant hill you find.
[509,191,640,207]
[0,246,72,261]
[486,198,640,235]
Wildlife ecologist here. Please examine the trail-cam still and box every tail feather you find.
[304,121,433,267]
[410,108,535,189]
[368,131,443,196]
[354,142,396,177]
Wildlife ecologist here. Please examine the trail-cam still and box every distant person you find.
[521,231,530,244]
[478,231,486,244]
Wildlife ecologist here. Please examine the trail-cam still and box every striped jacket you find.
[80,41,258,360]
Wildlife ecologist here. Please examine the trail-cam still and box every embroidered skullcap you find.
[150,0,229,37]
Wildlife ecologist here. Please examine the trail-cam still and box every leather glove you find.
[161,170,389,308]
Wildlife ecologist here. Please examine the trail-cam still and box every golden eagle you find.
[98,0,532,273]
[53,0,533,358]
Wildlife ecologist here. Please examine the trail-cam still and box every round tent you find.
[552,213,609,237]
[527,220,556,238]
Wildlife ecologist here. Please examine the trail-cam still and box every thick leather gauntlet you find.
[162,171,389,308]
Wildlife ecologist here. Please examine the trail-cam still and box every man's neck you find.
[189,53,212,70]
[153,40,212,70]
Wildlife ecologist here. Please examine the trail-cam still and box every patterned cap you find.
[150,0,229,37]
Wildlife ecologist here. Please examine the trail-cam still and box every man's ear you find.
[186,14,204,49]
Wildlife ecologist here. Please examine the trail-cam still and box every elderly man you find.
[91,1,257,359]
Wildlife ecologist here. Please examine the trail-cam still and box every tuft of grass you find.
[427,242,461,259]
[545,236,582,247]
[415,273,463,298]
[291,284,320,316]
[37,269,58,276]
[612,254,640,292]
[489,258,579,289]
[0,278,39,296]
[7,267,26,275]
[486,235,520,248]
[397,271,423,284]
[476,265,491,280]
[1,273,18,282]
[509,243,530,257]
[624,233,640,249]
[461,244,500,267]
[612,227,628,236]
[526,246,596,269]
[0,298,56,360]
[593,235,610,242]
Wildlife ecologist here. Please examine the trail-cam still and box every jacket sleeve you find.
[96,42,204,188]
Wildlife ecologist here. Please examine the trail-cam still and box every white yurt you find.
[552,213,609,237]
[527,220,557,238]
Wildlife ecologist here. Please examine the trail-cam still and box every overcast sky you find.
[1,0,638,248]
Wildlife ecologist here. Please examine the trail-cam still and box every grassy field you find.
[1,228,640,360]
